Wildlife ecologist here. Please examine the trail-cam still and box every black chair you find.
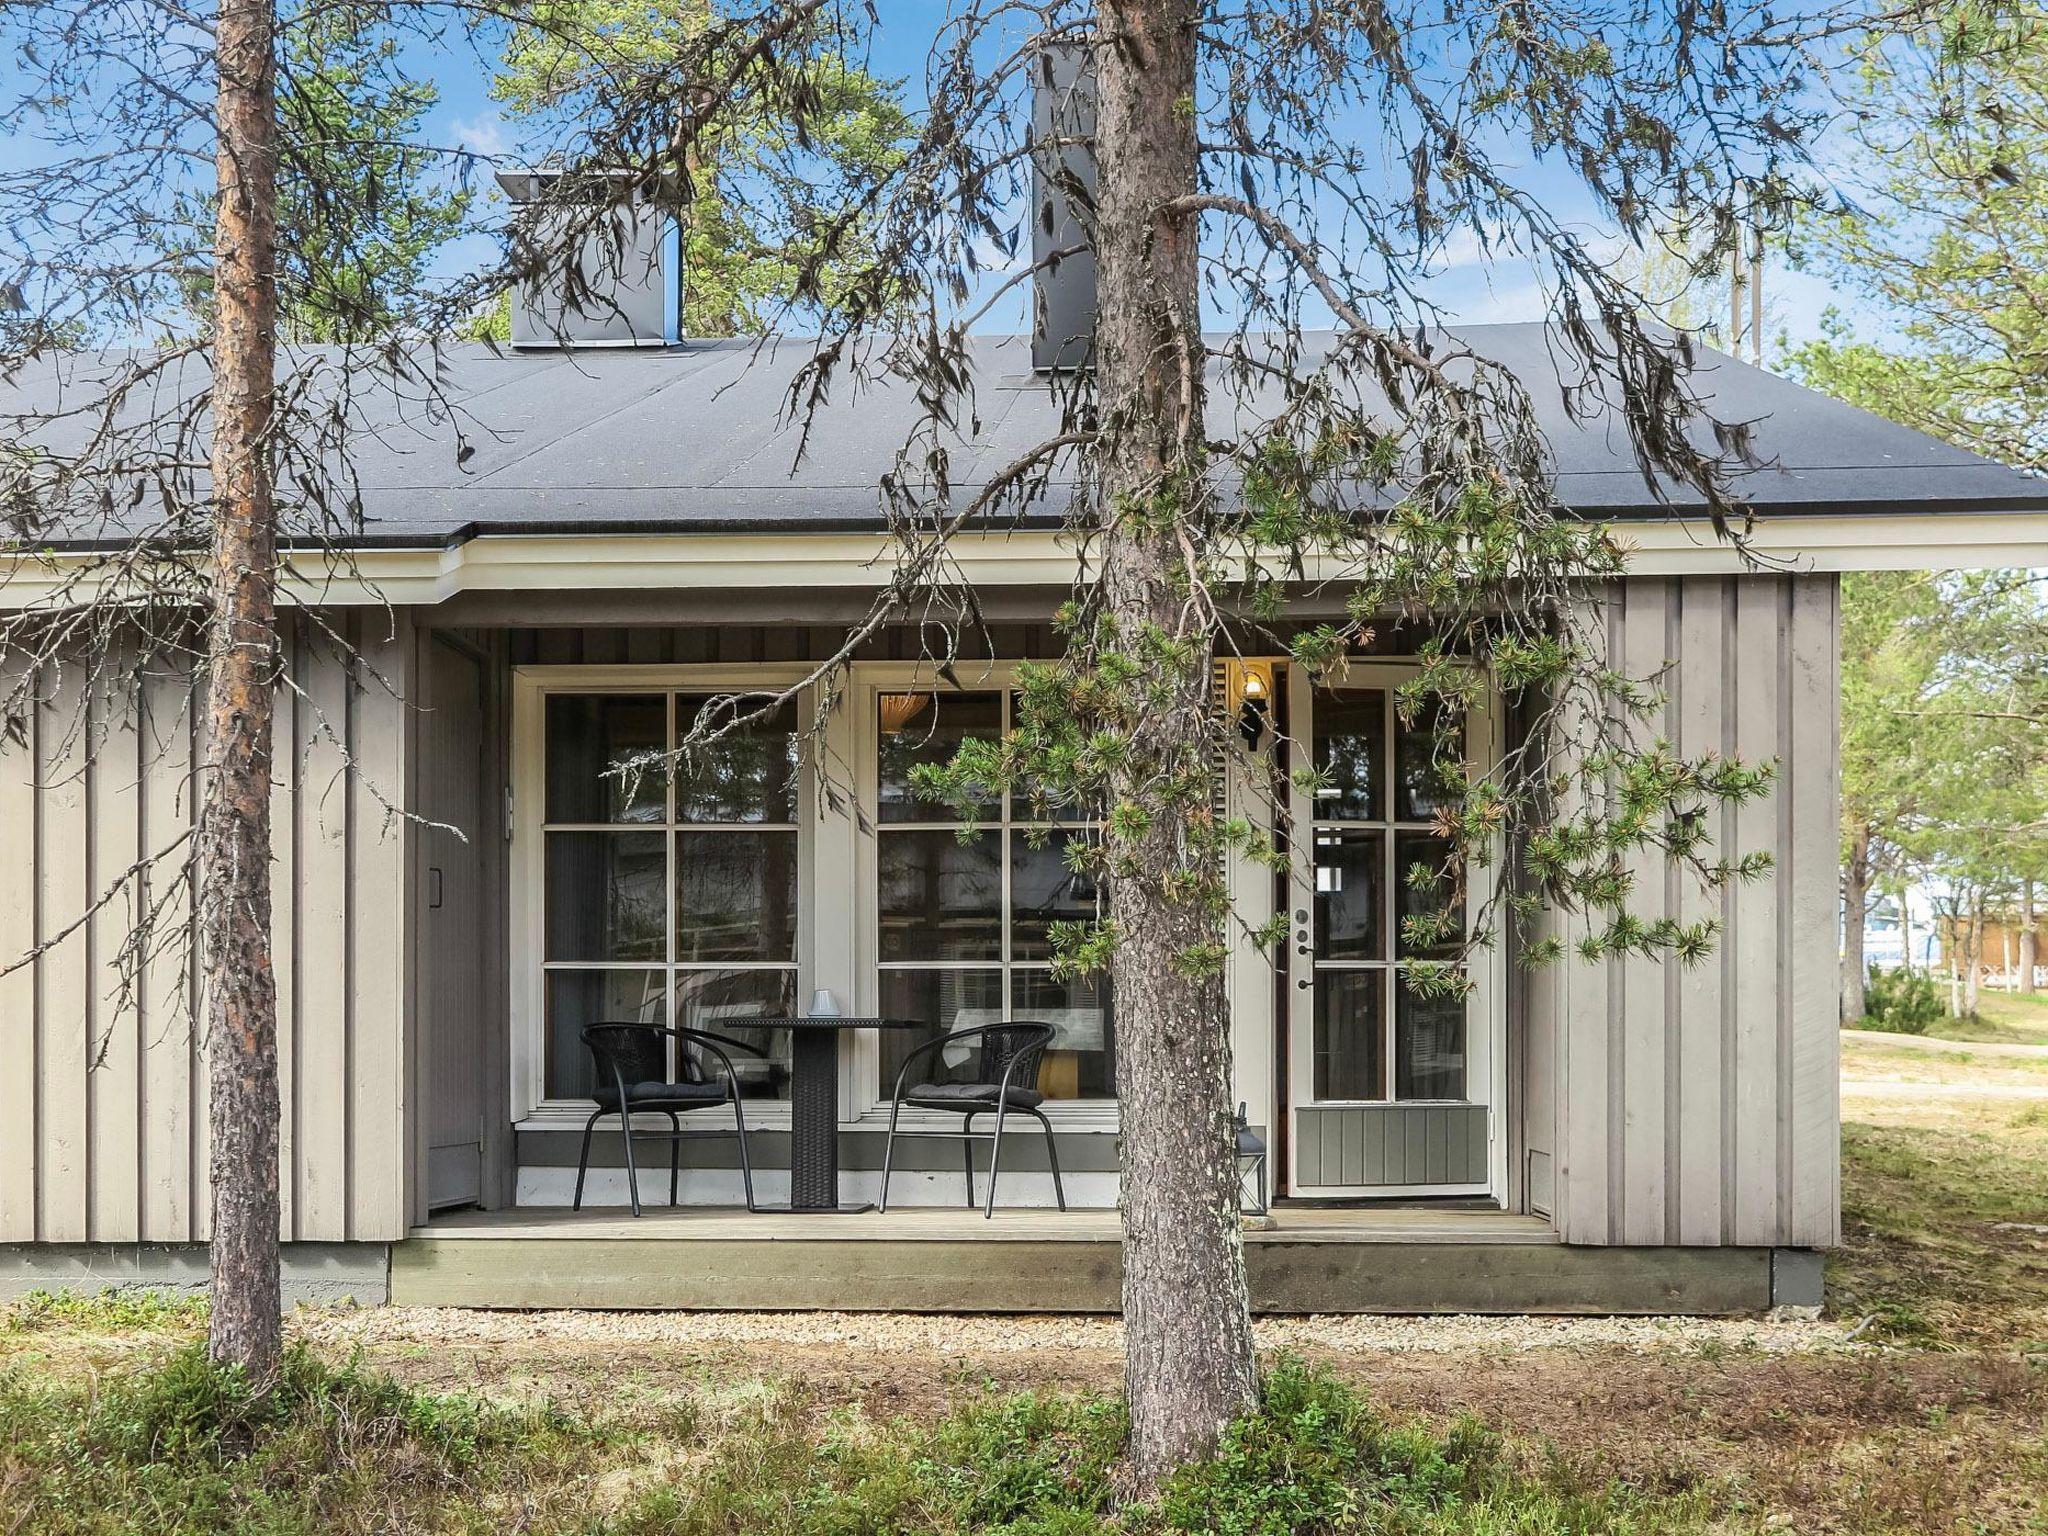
[573,1022,761,1216]
[878,1022,1065,1219]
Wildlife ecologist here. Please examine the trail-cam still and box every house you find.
[5,182,2048,1318]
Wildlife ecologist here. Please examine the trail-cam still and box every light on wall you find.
[1236,664,1273,748]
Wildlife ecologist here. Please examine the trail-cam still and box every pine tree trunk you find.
[1092,0,1259,1490]
[203,0,283,1381]
[1841,826,1869,1024]
[1962,907,1983,1018]
[2019,880,2037,995]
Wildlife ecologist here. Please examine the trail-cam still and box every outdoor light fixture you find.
[1233,1102,1269,1216]
[1237,666,1272,748]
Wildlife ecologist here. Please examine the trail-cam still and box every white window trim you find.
[509,663,819,1129]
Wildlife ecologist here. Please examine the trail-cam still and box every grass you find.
[0,1346,1714,1536]
[1930,990,2048,1047]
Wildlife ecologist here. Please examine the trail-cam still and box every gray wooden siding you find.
[0,613,415,1244]
[1532,575,1840,1248]
[1295,1105,1489,1188]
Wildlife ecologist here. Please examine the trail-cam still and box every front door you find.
[1282,666,1497,1198]
[421,638,488,1210]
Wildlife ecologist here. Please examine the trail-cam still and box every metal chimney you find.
[1030,43,1097,372]
[496,169,674,349]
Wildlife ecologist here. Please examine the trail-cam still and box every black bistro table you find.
[755,1017,921,1212]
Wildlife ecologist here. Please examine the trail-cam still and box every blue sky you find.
[414,4,1866,355]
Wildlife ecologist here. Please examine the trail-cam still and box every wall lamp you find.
[1236,664,1273,748]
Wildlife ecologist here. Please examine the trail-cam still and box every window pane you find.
[674,694,798,823]
[1013,969,1115,1100]
[676,830,796,962]
[1394,833,1460,960]
[1010,829,1103,960]
[545,694,665,823]
[1313,968,1385,1101]
[878,829,1001,960]
[1395,701,1464,822]
[1395,975,1467,1100]
[877,692,1000,823]
[545,831,665,961]
[677,969,795,1100]
[1312,829,1385,961]
[1312,689,1384,822]
[545,970,666,1100]
[879,968,1004,1090]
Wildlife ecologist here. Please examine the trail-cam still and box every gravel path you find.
[297,1305,1858,1359]
[1842,1029,2048,1060]
[1843,1078,2048,1100]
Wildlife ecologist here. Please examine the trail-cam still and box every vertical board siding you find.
[1544,575,1839,1248]
[0,618,413,1244]
[1294,1106,1488,1187]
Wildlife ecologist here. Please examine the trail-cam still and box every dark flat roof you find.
[5,325,2042,549]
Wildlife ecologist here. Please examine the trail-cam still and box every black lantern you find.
[1233,1102,1268,1216]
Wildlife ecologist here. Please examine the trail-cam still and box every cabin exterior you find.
[4,317,2046,1314]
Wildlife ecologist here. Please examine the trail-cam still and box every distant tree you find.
[490,0,910,337]
[1787,5,2048,471]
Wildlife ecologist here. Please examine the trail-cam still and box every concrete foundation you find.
[0,1243,392,1307]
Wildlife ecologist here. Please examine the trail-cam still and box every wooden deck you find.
[392,1204,1775,1315]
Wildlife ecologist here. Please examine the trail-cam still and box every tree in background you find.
[1787,5,2048,471]
[489,1,908,338]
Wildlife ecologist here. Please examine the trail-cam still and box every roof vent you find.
[1030,44,1097,372]
[496,169,674,349]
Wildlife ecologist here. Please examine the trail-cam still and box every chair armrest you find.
[678,1027,771,1061]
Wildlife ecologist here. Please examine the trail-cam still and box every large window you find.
[540,691,799,1102]
[1306,687,1467,1102]
[873,690,1114,1102]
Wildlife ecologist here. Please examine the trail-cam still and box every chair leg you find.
[984,1100,1009,1220]
[879,1095,904,1213]
[619,1107,643,1218]
[573,1108,603,1212]
[730,1090,757,1213]
[666,1111,682,1207]
[1031,1109,1066,1211]
[960,1111,977,1209]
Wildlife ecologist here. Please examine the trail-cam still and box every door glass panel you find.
[674,694,798,823]
[675,968,794,1099]
[1312,969,1385,1100]
[545,970,666,1100]
[877,828,1001,959]
[544,831,665,961]
[545,694,665,823]
[877,691,1001,823]
[1010,828,1103,960]
[1311,689,1384,821]
[1394,832,1459,960]
[1394,701,1464,822]
[1013,969,1114,1099]
[1312,830,1384,961]
[675,830,797,962]
[1395,975,1467,1100]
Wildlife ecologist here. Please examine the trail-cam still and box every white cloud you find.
[448,113,510,160]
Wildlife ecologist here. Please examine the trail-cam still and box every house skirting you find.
[0,1242,392,1307]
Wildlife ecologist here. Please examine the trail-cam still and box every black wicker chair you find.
[878,1022,1065,1219]
[573,1022,762,1216]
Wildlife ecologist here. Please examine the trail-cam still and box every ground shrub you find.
[1859,966,1942,1034]
[3,1285,208,1333]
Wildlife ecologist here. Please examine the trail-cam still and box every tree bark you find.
[1092,0,1259,1490]
[1962,904,1983,1018]
[1841,825,1870,1024]
[203,0,283,1381]
[2020,879,2037,996]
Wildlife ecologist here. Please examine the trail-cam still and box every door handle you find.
[428,867,444,909]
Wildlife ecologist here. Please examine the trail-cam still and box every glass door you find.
[1283,666,1495,1197]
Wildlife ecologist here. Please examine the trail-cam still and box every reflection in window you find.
[875,689,1113,1101]
[540,690,799,1100]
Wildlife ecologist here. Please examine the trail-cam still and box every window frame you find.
[844,663,1123,1132]
[510,664,818,1127]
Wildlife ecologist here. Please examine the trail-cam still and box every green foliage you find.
[0,1340,587,1534]
[1859,966,1942,1035]
[0,1344,1716,1534]
[490,0,911,338]
[3,1286,208,1333]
